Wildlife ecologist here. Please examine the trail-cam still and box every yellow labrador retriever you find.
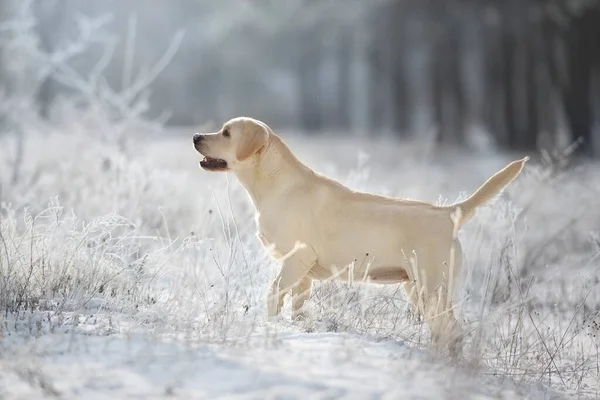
[193,116,527,348]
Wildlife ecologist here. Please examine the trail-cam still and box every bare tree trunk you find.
[559,6,600,157]
[367,41,384,135]
[496,1,539,152]
[535,16,560,152]
[349,20,369,136]
[500,24,517,149]
[0,0,28,185]
[373,0,409,137]
[297,31,323,133]
[0,0,17,130]
[34,0,67,118]
[335,32,351,132]
[461,17,488,145]
[513,24,539,150]
[482,21,508,149]
[432,22,466,146]
[525,31,541,150]
[390,23,408,137]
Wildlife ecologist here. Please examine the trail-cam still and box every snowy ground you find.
[1,124,599,399]
[0,323,560,399]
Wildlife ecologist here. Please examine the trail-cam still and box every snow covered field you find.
[1,122,599,399]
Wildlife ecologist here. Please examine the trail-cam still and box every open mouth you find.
[199,156,228,171]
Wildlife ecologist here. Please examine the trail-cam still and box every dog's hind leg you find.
[423,290,464,357]
[405,268,464,357]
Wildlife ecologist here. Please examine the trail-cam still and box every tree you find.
[33,0,67,118]
[555,1,600,156]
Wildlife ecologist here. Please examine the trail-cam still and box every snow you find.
[1,318,560,399]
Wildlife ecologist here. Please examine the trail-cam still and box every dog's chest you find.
[255,212,303,260]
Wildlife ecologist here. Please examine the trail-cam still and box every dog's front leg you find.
[291,276,313,320]
[267,273,285,318]
[267,246,317,319]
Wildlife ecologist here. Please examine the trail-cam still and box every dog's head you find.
[193,117,270,172]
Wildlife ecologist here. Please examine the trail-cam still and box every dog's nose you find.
[193,133,203,145]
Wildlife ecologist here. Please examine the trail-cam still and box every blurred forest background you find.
[1,0,600,156]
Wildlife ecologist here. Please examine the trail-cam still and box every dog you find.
[193,116,527,350]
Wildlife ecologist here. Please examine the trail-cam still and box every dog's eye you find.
[222,129,230,137]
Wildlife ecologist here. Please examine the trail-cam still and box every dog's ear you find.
[236,122,269,161]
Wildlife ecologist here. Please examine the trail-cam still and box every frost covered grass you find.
[1,125,599,398]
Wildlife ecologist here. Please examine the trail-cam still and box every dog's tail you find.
[450,157,528,227]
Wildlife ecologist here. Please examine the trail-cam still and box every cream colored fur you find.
[193,117,528,350]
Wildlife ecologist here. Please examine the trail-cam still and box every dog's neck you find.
[234,134,311,208]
